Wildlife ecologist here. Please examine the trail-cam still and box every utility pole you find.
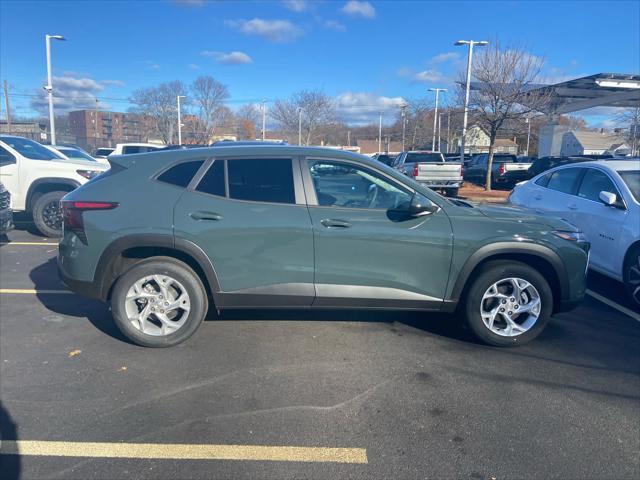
[298,107,302,145]
[3,80,11,131]
[447,110,451,154]
[429,88,446,151]
[261,99,266,141]
[438,112,444,152]
[455,39,488,163]
[400,104,407,151]
[45,34,66,145]
[525,117,531,156]
[177,95,185,145]
[347,130,351,147]
[378,113,382,153]
[94,98,99,150]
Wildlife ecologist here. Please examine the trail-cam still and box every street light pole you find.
[177,95,185,145]
[378,113,382,153]
[45,34,66,145]
[261,99,266,141]
[455,39,488,163]
[298,107,302,145]
[438,112,444,152]
[429,88,446,151]
[525,117,531,156]
[401,104,407,151]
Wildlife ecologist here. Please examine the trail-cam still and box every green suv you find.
[57,145,589,347]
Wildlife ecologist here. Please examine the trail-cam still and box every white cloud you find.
[225,18,303,42]
[201,50,253,65]
[341,1,376,19]
[282,0,309,12]
[412,69,449,84]
[188,63,201,70]
[101,79,125,87]
[146,61,161,70]
[171,0,205,6]
[336,92,407,124]
[324,19,346,31]
[30,75,109,115]
[430,52,460,64]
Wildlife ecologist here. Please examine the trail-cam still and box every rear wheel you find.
[111,257,208,347]
[32,190,66,237]
[463,260,553,346]
[623,245,640,308]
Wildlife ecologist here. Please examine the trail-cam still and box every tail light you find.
[498,163,505,175]
[412,164,419,177]
[460,165,464,177]
[61,201,118,245]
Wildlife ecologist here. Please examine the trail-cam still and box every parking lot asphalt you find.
[1,224,639,480]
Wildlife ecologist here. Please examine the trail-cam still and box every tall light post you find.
[429,88,446,151]
[455,39,488,162]
[45,34,66,145]
[438,112,445,152]
[261,99,267,141]
[177,95,186,145]
[378,113,382,153]
[298,107,303,145]
[525,116,531,156]
[400,103,407,151]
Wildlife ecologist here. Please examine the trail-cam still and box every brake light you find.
[412,164,419,177]
[498,163,505,175]
[460,164,464,177]
[61,201,118,245]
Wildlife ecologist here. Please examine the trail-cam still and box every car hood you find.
[55,159,109,170]
[473,203,579,232]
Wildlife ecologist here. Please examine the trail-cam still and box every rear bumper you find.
[416,180,463,188]
[57,257,102,300]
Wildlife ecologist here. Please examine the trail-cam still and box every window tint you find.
[196,160,225,196]
[227,158,295,204]
[157,160,204,188]
[619,171,640,203]
[405,153,444,163]
[577,169,618,202]
[535,172,552,187]
[1,137,63,160]
[122,146,141,154]
[308,160,412,210]
[546,168,582,194]
[0,145,16,164]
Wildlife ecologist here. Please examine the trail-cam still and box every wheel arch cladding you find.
[27,178,80,210]
[451,243,566,312]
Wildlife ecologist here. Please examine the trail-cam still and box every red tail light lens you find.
[61,201,118,245]
[412,164,419,177]
[498,163,505,175]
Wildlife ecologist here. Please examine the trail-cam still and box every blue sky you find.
[1,0,639,125]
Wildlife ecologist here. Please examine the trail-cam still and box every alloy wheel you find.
[480,277,541,337]
[42,201,62,230]
[124,274,191,336]
[627,255,640,306]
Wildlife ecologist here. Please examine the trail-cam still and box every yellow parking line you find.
[0,242,59,246]
[0,440,368,464]
[0,289,72,294]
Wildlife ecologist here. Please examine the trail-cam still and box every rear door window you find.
[157,160,204,188]
[577,168,620,202]
[196,160,226,197]
[546,168,582,195]
[227,158,295,204]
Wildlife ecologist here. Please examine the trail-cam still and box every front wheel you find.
[463,260,553,346]
[623,246,640,308]
[32,190,66,237]
[110,257,208,347]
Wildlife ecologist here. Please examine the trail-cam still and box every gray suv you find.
[58,145,589,347]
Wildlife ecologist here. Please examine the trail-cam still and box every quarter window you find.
[534,172,552,187]
[196,160,225,197]
[546,168,582,194]
[157,160,204,188]
[227,158,295,204]
[577,169,619,202]
[308,160,412,210]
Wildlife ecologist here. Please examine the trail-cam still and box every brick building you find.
[68,110,148,151]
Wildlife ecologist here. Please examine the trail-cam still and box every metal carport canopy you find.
[469,73,640,114]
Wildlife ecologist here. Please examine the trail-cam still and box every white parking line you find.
[0,289,73,295]
[0,242,59,246]
[586,289,640,322]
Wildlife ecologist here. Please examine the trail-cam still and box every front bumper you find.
[0,208,13,234]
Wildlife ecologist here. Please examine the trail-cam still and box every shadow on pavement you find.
[0,401,20,480]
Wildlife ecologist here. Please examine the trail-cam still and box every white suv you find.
[509,160,640,306]
[0,135,108,237]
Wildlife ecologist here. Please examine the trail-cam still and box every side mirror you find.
[0,152,16,167]
[598,191,617,206]
[389,193,439,219]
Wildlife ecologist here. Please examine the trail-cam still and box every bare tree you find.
[190,76,230,141]
[129,80,187,144]
[235,104,261,140]
[464,43,550,189]
[270,90,336,145]
[616,106,640,156]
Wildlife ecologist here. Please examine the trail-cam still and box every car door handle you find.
[320,219,351,228]
[567,204,578,210]
[189,211,222,221]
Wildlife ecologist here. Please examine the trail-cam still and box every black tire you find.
[445,188,459,198]
[463,260,553,347]
[32,190,66,237]
[111,257,208,347]
[623,245,640,308]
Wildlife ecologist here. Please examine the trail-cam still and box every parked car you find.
[393,150,463,197]
[509,160,640,306]
[464,154,532,188]
[58,145,588,348]
[0,135,108,237]
[109,143,166,156]
[93,147,115,158]
[527,156,589,178]
[371,153,396,166]
[46,145,110,166]
[0,181,13,235]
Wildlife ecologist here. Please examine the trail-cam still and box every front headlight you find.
[76,169,101,180]
[552,230,586,242]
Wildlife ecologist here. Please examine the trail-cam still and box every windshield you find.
[1,137,64,160]
[494,155,517,163]
[406,153,444,163]
[618,170,640,202]
[60,148,95,162]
